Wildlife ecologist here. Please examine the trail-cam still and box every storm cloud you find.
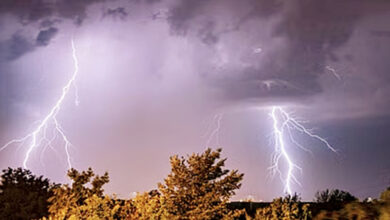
[0,0,107,24]
[36,27,58,46]
[163,0,390,103]
[0,33,34,61]
[1,0,389,124]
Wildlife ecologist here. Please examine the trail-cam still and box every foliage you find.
[155,148,244,219]
[45,167,128,219]
[44,149,244,219]
[129,190,162,219]
[249,194,311,220]
[315,189,357,204]
[380,187,390,202]
[0,167,53,220]
[313,201,377,220]
[1,150,389,220]
[313,187,390,220]
[378,187,390,220]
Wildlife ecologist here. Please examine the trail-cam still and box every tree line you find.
[0,148,389,219]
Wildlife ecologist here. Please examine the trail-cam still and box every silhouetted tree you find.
[0,167,53,220]
[379,186,390,220]
[313,187,390,219]
[315,189,357,204]
[380,186,390,202]
[250,194,311,220]
[314,189,357,214]
[314,201,378,220]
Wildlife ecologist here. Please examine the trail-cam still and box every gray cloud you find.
[0,34,34,61]
[167,0,282,37]
[0,27,59,62]
[36,27,58,46]
[0,0,109,61]
[39,19,61,28]
[163,0,390,103]
[0,0,106,24]
[1,0,390,109]
[0,0,53,23]
[371,30,390,38]
[103,7,128,20]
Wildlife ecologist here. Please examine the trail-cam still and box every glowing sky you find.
[0,0,390,201]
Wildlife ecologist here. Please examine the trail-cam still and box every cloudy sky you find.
[0,0,390,201]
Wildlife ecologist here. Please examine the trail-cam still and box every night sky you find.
[0,0,390,201]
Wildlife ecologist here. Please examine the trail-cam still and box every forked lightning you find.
[269,106,337,194]
[1,40,79,169]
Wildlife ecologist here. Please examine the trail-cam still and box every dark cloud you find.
[194,0,390,102]
[216,68,323,101]
[0,0,107,24]
[144,0,161,3]
[103,7,128,20]
[55,0,107,25]
[0,0,165,61]
[0,0,53,23]
[0,0,107,61]
[0,23,58,62]
[36,27,58,46]
[371,30,390,38]
[0,34,34,61]
[167,0,208,36]
[40,19,61,28]
[167,0,283,38]
[273,0,363,63]
[197,21,218,45]
[236,0,363,100]
[164,0,329,100]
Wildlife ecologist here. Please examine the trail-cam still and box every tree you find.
[0,167,53,220]
[313,187,390,219]
[380,186,390,202]
[315,189,357,204]
[46,168,127,219]
[379,186,390,220]
[129,190,163,219]
[150,148,244,219]
[251,194,311,220]
[314,200,382,220]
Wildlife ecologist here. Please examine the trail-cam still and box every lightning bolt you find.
[269,106,337,195]
[204,113,223,148]
[325,65,342,81]
[1,39,79,169]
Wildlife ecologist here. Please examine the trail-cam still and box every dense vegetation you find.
[0,148,389,219]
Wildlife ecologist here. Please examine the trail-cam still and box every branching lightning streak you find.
[269,106,337,195]
[1,40,79,169]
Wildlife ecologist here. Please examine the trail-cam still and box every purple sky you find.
[0,0,390,201]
